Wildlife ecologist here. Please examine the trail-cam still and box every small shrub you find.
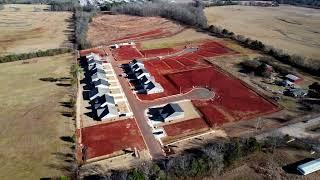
[128,169,146,180]
[0,48,72,63]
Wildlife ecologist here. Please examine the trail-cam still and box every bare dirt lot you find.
[141,28,216,49]
[205,5,320,59]
[0,54,75,179]
[87,14,184,46]
[0,4,72,55]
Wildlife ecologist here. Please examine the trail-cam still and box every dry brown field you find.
[87,14,184,46]
[205,5,320,59]
[0,54,75,179]
[0,4,72,55]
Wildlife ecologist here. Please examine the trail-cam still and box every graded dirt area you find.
[0,4,72,55]
[0,54,75,179]
[205,5,320,59]
[81,119,146,159]
[141,28,216,50]
[87,14,184,46]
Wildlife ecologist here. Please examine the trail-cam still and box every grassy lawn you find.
[0,54,75,179]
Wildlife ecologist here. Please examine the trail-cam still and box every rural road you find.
[256,115,320,140]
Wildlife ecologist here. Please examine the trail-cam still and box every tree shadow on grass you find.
[60,101,73,108]
[60,136,75,143]
[56,83,72,87]
[61,111,73,117]
[39,77,70,82]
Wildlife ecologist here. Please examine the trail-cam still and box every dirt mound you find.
[87,14,184,46]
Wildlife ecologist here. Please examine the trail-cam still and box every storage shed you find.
[285,74,302,83]
[297,158,320,175]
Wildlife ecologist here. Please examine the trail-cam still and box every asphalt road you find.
[107,48,165,159]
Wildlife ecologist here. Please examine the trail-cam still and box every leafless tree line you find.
[111,1,208,28]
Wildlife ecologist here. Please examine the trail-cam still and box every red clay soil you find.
[163,118,209,137]
[81,119,146,159]
[79,48,106,57]
[137,40,237,100]
[114,40,278,126]
[112,28,173,42]
[140,48,177,58]
[167,67,279,126]
[112,45,144,61]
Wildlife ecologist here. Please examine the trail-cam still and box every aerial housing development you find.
[0,1,319,179]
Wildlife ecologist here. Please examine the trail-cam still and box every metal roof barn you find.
[297,158,320,175]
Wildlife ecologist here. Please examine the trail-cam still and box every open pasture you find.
[0,54,75,179]
[204,5,320,59]
[0,4,72,55]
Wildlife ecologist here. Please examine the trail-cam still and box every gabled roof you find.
[144,81,156,90]
[96,105,118,119]
[129,59,143,66]
[91,94,115,109]
[93,79,110,87]
[88,59,103,65]
[135,69,149,77]
[99,94,115,105]
[89,63,103,71]
[131,64,145,71]
[90,67,105,74]
[139,75,154,85]
[86,53,102,61]
[160,103,183,119]
[91,72,107,81]
[89,87,110,100]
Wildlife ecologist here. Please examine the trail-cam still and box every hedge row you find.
[83,137,264,179]
[0,48,72,63]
